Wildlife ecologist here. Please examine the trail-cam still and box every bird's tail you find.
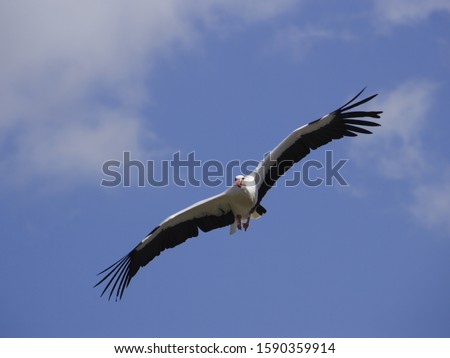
[251,204,267,219]
[229,221,237,235]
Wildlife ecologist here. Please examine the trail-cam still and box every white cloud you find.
[352,80,436,179]
[0,0,296,187]
[4,111,149,182]
[374,0,450,27]
[270,25,355,60]
[350,80,450,235]
[410,173,450,234]
[206,0,298,22]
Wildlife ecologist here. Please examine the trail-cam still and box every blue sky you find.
[1,0,450,338]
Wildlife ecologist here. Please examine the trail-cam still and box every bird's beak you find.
[234,178,242,187]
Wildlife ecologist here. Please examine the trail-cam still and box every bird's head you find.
[234,175,245,188]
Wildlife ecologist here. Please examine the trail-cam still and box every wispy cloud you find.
[351,80,450,235]
[352,80,436,179]
[410,172,450,234]
[374,0,450,27]
[270,25,355,61]
[0,0,297,187]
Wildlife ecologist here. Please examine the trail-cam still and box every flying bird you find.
[95,89,382,300]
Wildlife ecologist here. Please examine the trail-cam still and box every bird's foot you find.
[243,222,249,231]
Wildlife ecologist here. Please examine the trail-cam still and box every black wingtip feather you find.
[344,119,381,127]
[340,92,378,113]
[338,87,367,110]
[344,124,373,135]
[94,251,135,301]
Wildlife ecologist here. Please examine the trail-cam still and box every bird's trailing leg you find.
[236,215,242,230]
[243,217,250,231]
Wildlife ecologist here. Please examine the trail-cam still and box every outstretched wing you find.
[250,89,382,204]
[94,192,235,300]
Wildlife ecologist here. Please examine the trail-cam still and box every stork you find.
[95,89,382,300]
